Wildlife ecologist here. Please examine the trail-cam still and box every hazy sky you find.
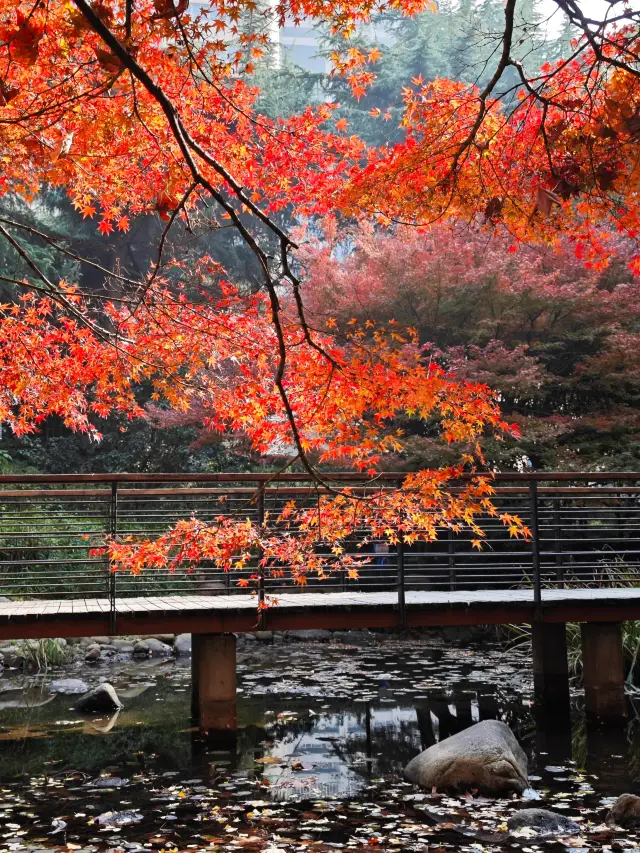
[540,0,639,33]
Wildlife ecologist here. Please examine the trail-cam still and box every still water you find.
[0,634,638,853]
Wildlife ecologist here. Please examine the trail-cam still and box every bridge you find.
[1,471,640,734]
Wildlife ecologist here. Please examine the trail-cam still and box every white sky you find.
[540,0,640,33]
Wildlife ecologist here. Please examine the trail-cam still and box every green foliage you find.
[16,638,73,671]
[0,189,81,297]
[314,0,577,145]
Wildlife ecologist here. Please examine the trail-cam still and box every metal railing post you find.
[448,528,456,590]
[257,485,265,619]
[397,536,406,628]
[109,480,118,635]
[554,497,564,588]
[529,480,542,617]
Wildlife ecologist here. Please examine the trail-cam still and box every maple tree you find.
[0,0,637,588]
[299,220,640,471]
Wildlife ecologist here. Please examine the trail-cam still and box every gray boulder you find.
[508,809,580,836]
[0,648,23,668]
[132,641,151,657]
[332,629,376,645]
[75,683,123,714]
[50,678,89,695]
[145,638,172,655]
[607,794,640,827]
[287,629,332,641]
[133,638,172,657]
[112,639,135,653]
[174,633,192,655]
[254,631,273,642]
[404,720,528,795]
[84,644,101,662]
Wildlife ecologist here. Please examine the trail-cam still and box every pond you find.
[0,632,639,853]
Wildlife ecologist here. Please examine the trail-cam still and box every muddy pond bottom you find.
[0,636,639,853]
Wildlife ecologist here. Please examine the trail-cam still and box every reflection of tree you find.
[416,707,435,749]
[331,704,421,778]
[331,693,536,782]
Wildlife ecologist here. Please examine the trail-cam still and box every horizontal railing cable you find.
[1,472,640,603]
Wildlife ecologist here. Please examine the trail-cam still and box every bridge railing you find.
[1,472,640,608]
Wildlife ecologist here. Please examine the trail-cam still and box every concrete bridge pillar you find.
[532,621,571,723]
[581,621,626,723]
[192,633,237,740]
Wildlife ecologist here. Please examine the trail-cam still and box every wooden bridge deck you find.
[1,587,640,640]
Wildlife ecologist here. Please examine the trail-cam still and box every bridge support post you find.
[581,621,626,723]
[532,621,571,713]
[192,633,237,741]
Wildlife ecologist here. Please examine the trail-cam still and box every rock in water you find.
[84,644,101,662]
[287,629,332,641]
[133,638,172,657]
[404,720,528,794]
[508,809,581,836]
[87,777,129,788]
[75,683,123,714]
[112,639,135,653]
[97,810,142,826]
[608,794,640,827]
[50,678,89,695]
[174,633,192,655]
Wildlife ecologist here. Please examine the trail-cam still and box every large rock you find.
[75,683,123,714]
[133,638,172,657]
[404,720,528,794]
[174,633,192,655]
[607,794,640,827]
[287,629,332,641]
[332,629,376,645]
[84,644,101,662]
[508,809,580,836]
[50,678,89,695]
[112,639,135,654]
[253,631,273,642]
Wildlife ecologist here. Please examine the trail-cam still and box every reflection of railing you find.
[2,472,640,616]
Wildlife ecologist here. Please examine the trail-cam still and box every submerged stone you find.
[97,810,142,825]
[508,809,581,836]
[87,776,129,788]
[174,633,192,655]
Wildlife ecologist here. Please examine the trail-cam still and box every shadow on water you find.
[0,636,639,850]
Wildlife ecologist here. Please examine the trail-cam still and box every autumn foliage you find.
[0,0,637,588]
